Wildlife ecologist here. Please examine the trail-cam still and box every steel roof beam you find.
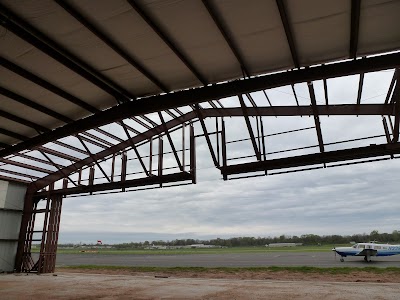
[0,87,72,123]
[33,172,192,198]
[81,132,114,148]
[0,3,133,102]
[0,158,53,174]
[0,110,49,133]
[27,103,395,192]
[202,0,250,76]
[96,128,124,143]
[55,0,168,93]
[0,167,39,180]
[276,0,300,68]
[1,57,135,143]
[52,141,88,156]
[14,152,64,168]
[0,57,98,113]
[0,142,10,149]
[0,58,130,143]
[350,0,361,59]
[0,88,122,151]
[30,112,196,192]
[37,146,80,162]
[203,104,394,117]
[74,135,107,150]
[37,149,78,187]
[0,128,29,141]
[1,53,399,158]
[127,0,208,86]
[220,143,400,176]
[0,175,30,184]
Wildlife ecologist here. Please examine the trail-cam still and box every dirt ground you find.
[1,272,400,300]
[57,267,400,283]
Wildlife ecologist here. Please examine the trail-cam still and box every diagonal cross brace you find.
[193,104,219,168]
[308,82,325,153]
[238,95,261,160]
[158,112,183,171]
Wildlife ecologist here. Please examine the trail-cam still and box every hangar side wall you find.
[0,180,26,272]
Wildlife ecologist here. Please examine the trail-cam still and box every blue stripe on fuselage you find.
[335,250,400,257]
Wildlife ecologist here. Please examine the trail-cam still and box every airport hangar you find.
[0,0,399,274]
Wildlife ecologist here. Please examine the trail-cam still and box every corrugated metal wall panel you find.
[0,180,26,272]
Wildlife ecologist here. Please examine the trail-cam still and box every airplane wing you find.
[356,249,378,256]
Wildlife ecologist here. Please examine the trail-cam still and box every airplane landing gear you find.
[340,258,344,262]
[364,256,371,262]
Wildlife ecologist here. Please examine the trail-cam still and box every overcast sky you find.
[44,69,400,244]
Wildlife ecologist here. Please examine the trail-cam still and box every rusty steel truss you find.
[0,1,399,273]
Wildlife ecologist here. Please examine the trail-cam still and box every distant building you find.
[266,243,302,247]
[145,244,219,250]
[188,244,215,248]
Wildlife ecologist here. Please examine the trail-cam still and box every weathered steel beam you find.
[308,83,324,152]
[1,53,398,159]
[385,69,398,104]
[7,103,396,192]
[127,0,207,85]
[201,104,395,117]
[34,172,192,198]
[0,174,30,184]
[221,143,400,176]
[350,0,361,59]
[0,87,72,123]
[29,112,196,192]
[0,168,39,180]
[76,135,111,182]
[392,88,400,143]
[0,3,133,101]
[238,95,261,160]
[0,57,98,113]
[0,158,53,174]
[0,109,50,133]
[158,112,183,171]
[276,0,300,68]
[55,0,168,92]
[202,0,250,76]
[356,72,364,104]
[323,79,329,105]
[38,146,80,162]
[194,104,219,167]
[120,120,149,176]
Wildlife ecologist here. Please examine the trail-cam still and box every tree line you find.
[83,230,400,249]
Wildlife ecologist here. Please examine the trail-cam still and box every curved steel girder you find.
[26,103,396,193]
[1,53,399,160]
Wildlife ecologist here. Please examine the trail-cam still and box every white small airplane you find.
[332,242,400,262]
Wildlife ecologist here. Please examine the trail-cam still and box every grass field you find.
[33,244,347,255]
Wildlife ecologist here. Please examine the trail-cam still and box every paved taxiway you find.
[55,252,400,268]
